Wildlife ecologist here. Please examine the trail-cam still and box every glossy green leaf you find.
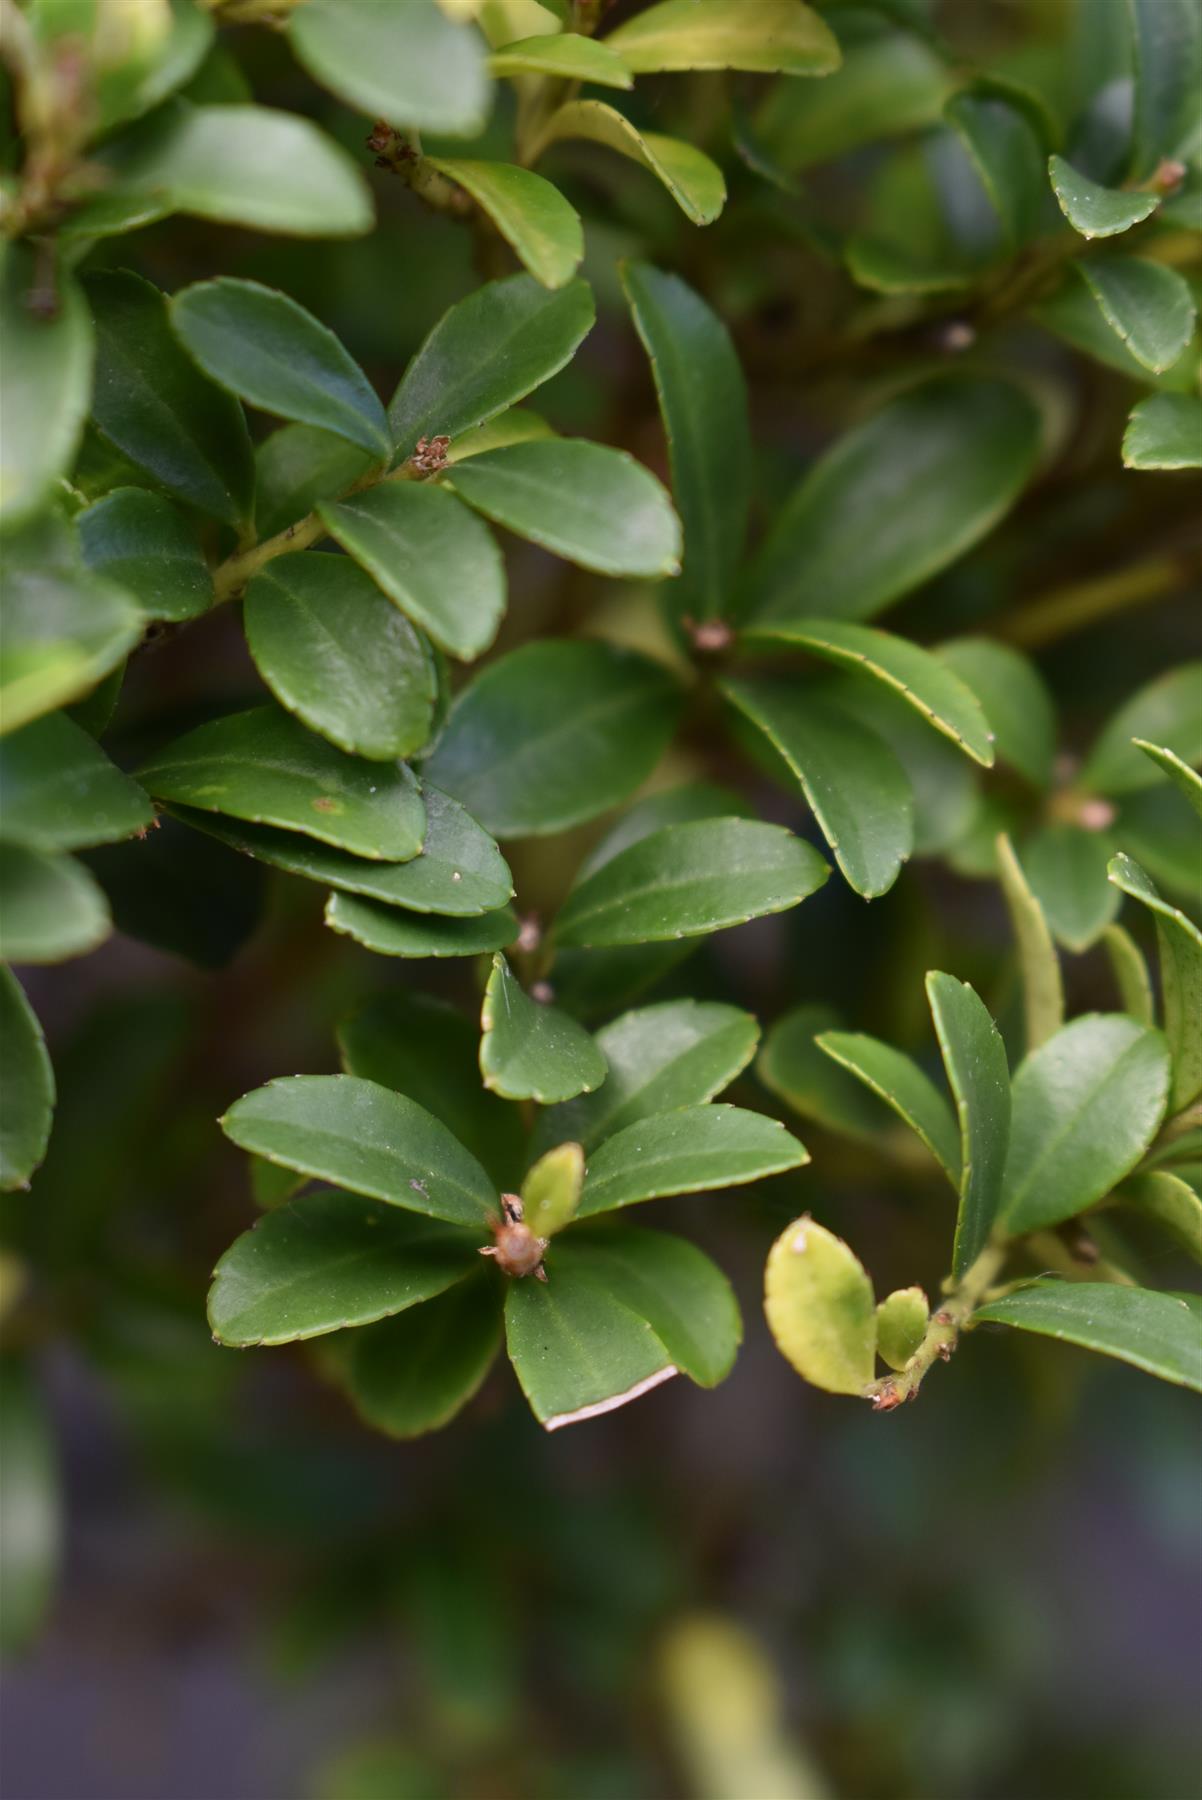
[1021,824,1119,953]
[1123,394,1202,471]
[426,640,680,837]
[946,90,1045,245]
[996,832,1064,1051]
[0,1358,61,1655]
[605,0,839,75]
[0,846,110,964]
[757,1005,886,1141]
[446,439,681,578]
[556,817,828,947]
[1126,0,1202,180]
[1085,665,1202,794]
[106,101,374,237]
[754,22,948,170]
[815,1030,960,1182]
[388,274,594,461]
[723,679,913,899]
[321,481,505,662]
[1000,1014,1170,1235]
[533,100,726,226]
[927,970,1011,1276]
[221,1075,499,1226]
[532,999,759,1157]
[1134,740,1202,816]
[1116,785,1199,903]
[1079,258,1197,376]
[326,891,517,958]
[819,673,979,857]
[1118,1171,1202,1262]
[577,1105,806,1218]
[87,270,255,529]
[171,782,512,915]
[745,376,1041,623]
[139,706,425,860]
[763,1215,876,1396]
[77,488,212,623]
[170,279,390,456]
[936,637,1055,786]
[972,1281,1202,1391]
[1032,277,1199,391]
[489,31,631,85]
[338,991,523,1192]
[427,160,583,289]
[0,244,92,526]
[444,407,555,462]
[876,1286,929,1373]
[505,1256,678,1429]
[551,1221,741,1387]
[621,262,749,623]
[0,969,54,1191]
[290,0,490,138]
[244,553,436,761]
[0,713,151,852]
[480,953,607,1103]
[345,1276,503,1437]
[521,1141,584,1237]
[254,424,375,538]
[1048,154,1159,238]
[1108,852,1202,1111]
[1103,923,1156,1025]
[208,1189,479,1347]
[576,781,750,881]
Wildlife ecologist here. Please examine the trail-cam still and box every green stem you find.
[866,1242,1008,1409]
[999,554,1193,649]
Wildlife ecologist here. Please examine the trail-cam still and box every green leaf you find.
[489,31,631,85]
[0,713,152,851]
[1079,258,1197,376]
[621,262,750,623]
[556,816,828,947]
[77,488,212,623]
[444,407,555,462]
[105,101,374,237]
[0,1358,61,1655]
[170,279,391,457]
[170,782,513,915]
[1116,786,1200,902]
[445,439,681,577]
[0,244,93,526]
[605,0,839,75]
[1108,852,1202,1111]
[1117,1171,1202,1262]
[1032,277,1198,391]
[576,1105,807,1218]
[1123,394,1202,471]
[207,1189,479,1347]
[87,270,255,529]
[320,482,506,661]
[754,21,948,170]
[221,1075,499,1226]
[480,953,608,1103]
[723,679,913,898]
[1000,1014,1170,1236]
[1103,922,1156,1025]
[84,815,266,972]
[345,1276,503,1437]
[996,831,1064,1052]
[1126,0,1202,181]
[550,1221,741,1387]
[946,90,1046,246]
[1048,154,1159,238]
[1133,740,1202,816]
[0,846,110,964]
[139,705,425,861]
[244,553,436,761]
[1021,824,1119,952]
[426,160,583,290]
[936,637,1055,787]
[532,999,759,1157]
[338,990,524,1193]
[290,0,490,138]
[972,1281,1202,1392]
[326,891,517,958]
[0,969,54,1192]
[426,640,681,837]
[815,1030,960,1182]
[532,101,726,226]
[576,780,750,881]
[757,1005,886,1141]
[744,376,1041,623]
[254,424,375,538]
[388,274,594,461]
[876,1286,929,1372]
[763,1215,876,1396]
[926,970,1011,1276]
[1085,664,1202,794]
[505,1256,678,1430]
[521,1141,584,1237]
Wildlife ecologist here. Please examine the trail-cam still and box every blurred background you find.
[2,1,1201,1795]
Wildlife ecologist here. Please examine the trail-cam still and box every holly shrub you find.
[0,0,1200,1766]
